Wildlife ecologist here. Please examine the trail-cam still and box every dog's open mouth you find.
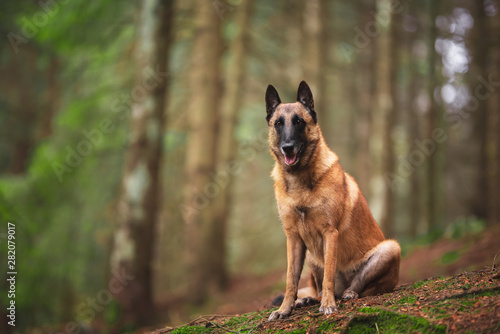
[284,153,298,166]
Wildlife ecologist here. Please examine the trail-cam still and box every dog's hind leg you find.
[341,240,400,300]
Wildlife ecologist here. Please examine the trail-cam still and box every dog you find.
[266,81,401,321]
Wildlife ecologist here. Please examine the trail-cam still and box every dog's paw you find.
[319,304,338,315]
[342,290,359,300]
[319,294,338,315]
[268,309,291,321]
[295,296,319,308]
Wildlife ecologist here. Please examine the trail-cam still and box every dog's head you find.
[265,81,321,170]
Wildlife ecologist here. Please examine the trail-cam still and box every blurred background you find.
[0,0,499,332]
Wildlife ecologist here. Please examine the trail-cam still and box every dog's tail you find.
[270,294,284,307]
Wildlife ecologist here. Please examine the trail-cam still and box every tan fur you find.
[267,100,401,321]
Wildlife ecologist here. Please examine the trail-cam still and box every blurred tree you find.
[470,1,489,221]
[183,0,223,303]
[425,0,440,232]
[487,0,500,225]
[212,0,255,291]
[371,0,393,235]
[407,0,423,238]
[301,0,328,119]
[354,0,377,198]
[0,44,60,174]
[110,0,173,327]
[380,5,399,238]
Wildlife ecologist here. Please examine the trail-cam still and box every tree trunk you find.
[371,0,392,232]
[39,57,61,139]
[469,0,488,221]
[182,0,223,303]
[211,0,254,291]
[407,1,421,238]
[356,0,376,200]
[379,5,398,238]
[110,0,173,327]
[488,3,500,225]
[425,0,440,232]
[301,0,328,117]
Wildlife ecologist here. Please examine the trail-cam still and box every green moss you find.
[265,329,305,334]
[344,310,446,334]
[396,295,417,304]
[221,314,251,327]
[358,307,379,314]
[317,319,336,331]
[468,289,499,298]
[461,300,475,307]
[422,306,450,319]
[410,280,426,290]
[434,278,455,291]
[285,329,307,334]
[170,325,212,333]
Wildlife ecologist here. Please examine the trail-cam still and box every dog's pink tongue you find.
[285,154,297,165]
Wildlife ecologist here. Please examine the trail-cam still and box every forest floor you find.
[152,225,500,333]
[154,268,500,333]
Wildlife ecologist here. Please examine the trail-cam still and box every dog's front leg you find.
[319,228,338,315]
[268,232,305,321]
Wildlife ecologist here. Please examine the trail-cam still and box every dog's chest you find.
[292,205,326,264]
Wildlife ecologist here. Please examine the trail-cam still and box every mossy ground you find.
[155,269,500,333]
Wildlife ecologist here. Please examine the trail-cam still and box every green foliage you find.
[418,226,446,245]
[446,217,485,239]
[0,0,136,330]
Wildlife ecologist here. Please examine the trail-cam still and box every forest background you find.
[0,0,499,332]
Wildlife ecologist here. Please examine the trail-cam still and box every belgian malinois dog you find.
[266,81,401,321]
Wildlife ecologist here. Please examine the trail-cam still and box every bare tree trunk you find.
[380,6,398,238]
[110,0,173,326]
[301,0,328,117]
[488,3,500,225]
[425,0,439,232]
[40,57,60,139]
[183,0,223,303]
[469,0,489,221]
[356,0,376,200]
[371,0,392,231]
[407,3,422,237]
[211,0,254,291]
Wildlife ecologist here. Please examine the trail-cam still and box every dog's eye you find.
[296,119,304,125]
[275,121,282,127]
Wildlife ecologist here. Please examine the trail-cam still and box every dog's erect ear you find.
[265,84,281,123]
[297,81,317,123]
